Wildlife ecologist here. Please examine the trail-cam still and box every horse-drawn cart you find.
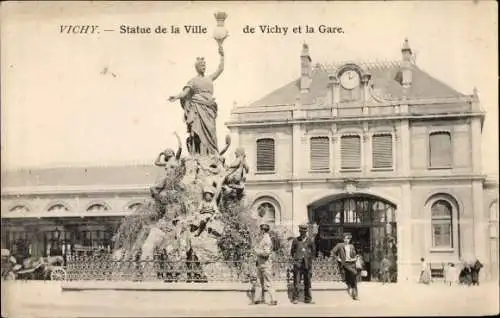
[0,250,67,281]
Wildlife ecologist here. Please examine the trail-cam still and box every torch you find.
[213,12,229,46]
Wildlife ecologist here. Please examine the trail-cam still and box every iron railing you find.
[65,256,343,282]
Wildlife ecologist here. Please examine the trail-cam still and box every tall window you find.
[341,135,361,170]
[310,136,330,171]
[372,134,393,169]
[429,132,452,168]
[76,230,113,254]
[256,138,275,172]
[431,200,453,248]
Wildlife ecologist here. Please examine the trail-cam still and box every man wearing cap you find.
[290,224,316,304]
[252,223,278,306]
[332,232,360,300]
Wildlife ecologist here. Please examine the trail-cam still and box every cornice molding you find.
[231,96,475,114]
[1,184,149,197]
[225,112,485,128]
[246,173,487,186]
[1,210,134,220]
[2,175,491,197]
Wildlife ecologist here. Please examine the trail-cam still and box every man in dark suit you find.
[290,224,316,304]
[471,258,483,286]
[332,232,359,300]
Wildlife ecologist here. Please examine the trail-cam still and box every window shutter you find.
[372,134,393,169]
[310,137,330,170]
[429,132,452,167]
[256,138,275,172]
[341,135,361,169]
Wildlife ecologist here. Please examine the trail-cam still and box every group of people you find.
[250,223,364,306]
[455,259,483,286]
[419,257,483,286]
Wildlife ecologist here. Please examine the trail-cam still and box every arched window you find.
[431,200,453,248]
[127,203,142,211]
[257,202,276,225]
[87,204,109,213]
[9,205,30,213]
[47,204,69,213]
[256,138,275,172]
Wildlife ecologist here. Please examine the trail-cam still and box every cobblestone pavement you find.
[2,281,499,317]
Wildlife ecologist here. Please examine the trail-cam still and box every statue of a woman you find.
[168,44,225,156]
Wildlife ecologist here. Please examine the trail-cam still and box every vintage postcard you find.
[1,1,498,317]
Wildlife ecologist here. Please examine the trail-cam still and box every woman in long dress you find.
[419,257,431,284]
[169,44,225,156]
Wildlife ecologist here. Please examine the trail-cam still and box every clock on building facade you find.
[340,69,361,90]
[338,68,362,102]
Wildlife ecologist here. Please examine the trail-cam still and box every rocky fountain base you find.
[63,151,293,287]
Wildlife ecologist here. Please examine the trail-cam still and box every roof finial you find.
[401,37,413,63]
[402,37,411,52]
[472,86,479,101]
[301,41,310,56]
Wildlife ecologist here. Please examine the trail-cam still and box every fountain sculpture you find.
[104,12,291,282]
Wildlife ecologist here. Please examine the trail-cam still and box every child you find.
[223,147,249,192]
[150,132,186,207]
[445,263,457,286]
[194,186,219,237]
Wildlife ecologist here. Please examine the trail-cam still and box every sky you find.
[1,1,498,175]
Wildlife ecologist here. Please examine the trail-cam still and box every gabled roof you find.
[248,60,465,107]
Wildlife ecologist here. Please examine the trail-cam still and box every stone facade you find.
[1,40,498,283]
[225,40,499,282]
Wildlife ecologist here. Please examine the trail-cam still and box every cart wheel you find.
[50,267,66,281]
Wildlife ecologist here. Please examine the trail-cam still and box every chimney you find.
[300,43,312,93]
[400,38,413,88]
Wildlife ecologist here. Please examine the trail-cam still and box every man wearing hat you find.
[252,223,278,306]
[290,223,316,304]
[332,232,360,300]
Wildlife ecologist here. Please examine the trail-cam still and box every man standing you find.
[471,258,483,286]
[290,224,316,304]
[380,256,391,284]
[332,232,360,300]
[253,223,278,306]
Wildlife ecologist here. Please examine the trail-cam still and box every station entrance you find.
[308,194,398,282]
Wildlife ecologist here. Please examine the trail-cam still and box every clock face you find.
[340,70,360,90]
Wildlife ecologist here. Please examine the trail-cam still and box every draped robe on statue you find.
[180,76,219,156]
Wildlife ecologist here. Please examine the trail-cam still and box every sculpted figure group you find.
[114,33,251,278]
